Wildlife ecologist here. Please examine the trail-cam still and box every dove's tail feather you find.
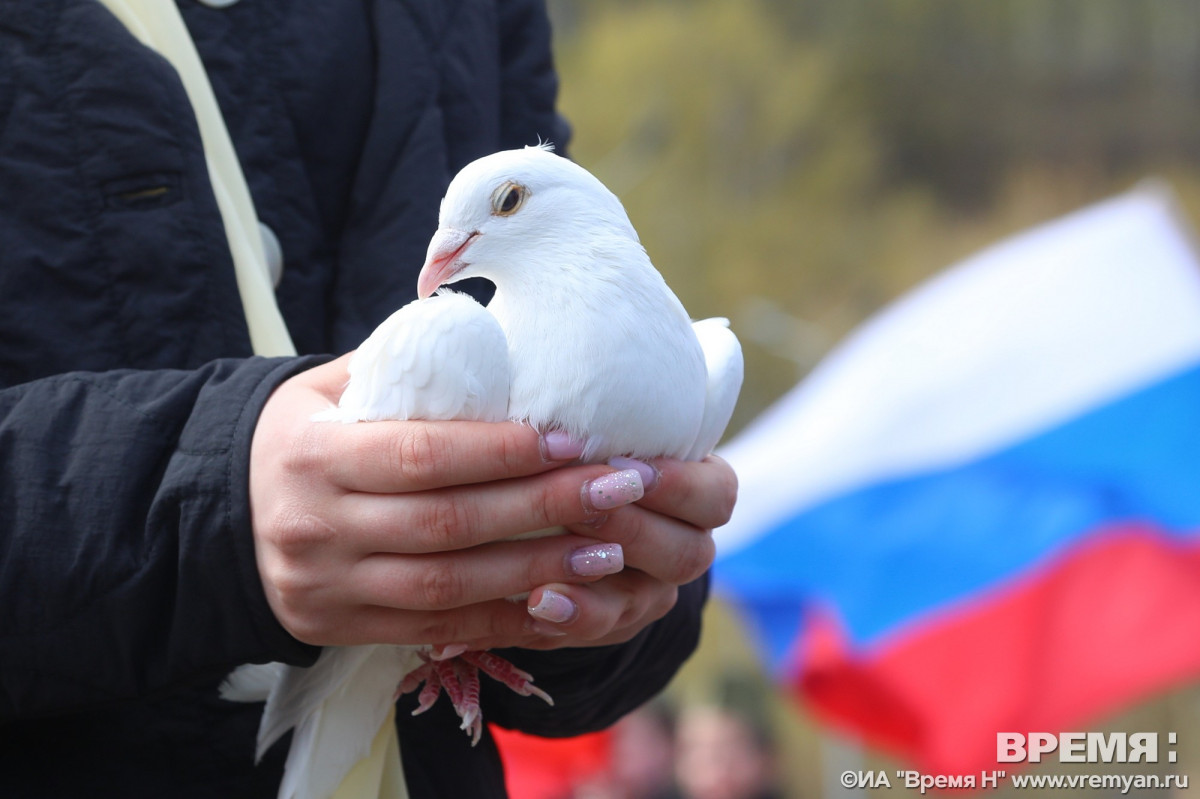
[240,645,422,799]
[687,318,744,461]
[280,704,407,799]
[220,662,288,702]
[310,706,408,799]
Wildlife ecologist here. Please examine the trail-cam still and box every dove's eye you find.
[492,182,528,216]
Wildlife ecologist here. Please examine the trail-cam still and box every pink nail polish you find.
[528,620,568,637]
[430,643,469,661]
[569,543,624,577]
[528,589,577,624]
[582,468,644,512]
[540,430,586,462]
[607,456,660,494]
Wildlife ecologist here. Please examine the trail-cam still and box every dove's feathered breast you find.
[487,247,705,461]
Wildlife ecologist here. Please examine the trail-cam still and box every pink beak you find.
[417,228,477,299]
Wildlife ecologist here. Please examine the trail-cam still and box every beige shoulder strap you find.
[98,0,297,357]
[97,10,413,799]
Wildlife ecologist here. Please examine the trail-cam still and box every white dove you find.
[224,144,743,799]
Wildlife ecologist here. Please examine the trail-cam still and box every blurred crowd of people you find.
[571,675,787,799]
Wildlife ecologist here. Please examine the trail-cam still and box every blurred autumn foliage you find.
[549,0,1200,437]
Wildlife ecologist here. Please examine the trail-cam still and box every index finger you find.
[316,418,580,493]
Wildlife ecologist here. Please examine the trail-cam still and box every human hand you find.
[518,454,737,649]
[249,355,651,649]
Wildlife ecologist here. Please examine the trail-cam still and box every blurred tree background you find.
[545,0,1200,796]
[549,0,1200,433]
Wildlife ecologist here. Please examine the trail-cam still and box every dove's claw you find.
[397,649,554,743]
[430,643,470,661]
[466,714,483,747]
[460,707,481,746]
[413,674,443,716]
[461,650,555,706]
[523,683,555,707]
[452,658,482,734]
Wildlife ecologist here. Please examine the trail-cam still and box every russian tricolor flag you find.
[714,186,1200,774]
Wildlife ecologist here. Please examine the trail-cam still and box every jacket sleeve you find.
[0,357,323,720]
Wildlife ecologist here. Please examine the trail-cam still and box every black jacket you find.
[0,1,708,796]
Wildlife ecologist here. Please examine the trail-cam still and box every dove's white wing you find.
[315,291,510,423]
[686,317,744,461]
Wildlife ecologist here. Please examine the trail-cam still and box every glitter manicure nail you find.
[569,543,624,577]
[582,468,644,512]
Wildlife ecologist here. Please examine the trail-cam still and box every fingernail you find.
[527,620,568,637]
[579,514,609,530]
[569,543,624,577]
[430,643,469,661]
[582,469,644,512]
[528,589,577,624]
[540,430,586,462]
[607,456,660,494]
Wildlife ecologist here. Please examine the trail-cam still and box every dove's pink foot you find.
[461,650,554,705]
[398,650,553,746]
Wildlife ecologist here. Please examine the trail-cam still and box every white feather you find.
[272,647,423,799]
[687,317,745,460]
[221,662,287,703]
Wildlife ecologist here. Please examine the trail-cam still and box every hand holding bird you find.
[231,145,742,799]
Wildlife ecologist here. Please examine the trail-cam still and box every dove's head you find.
[417,145,641,298]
